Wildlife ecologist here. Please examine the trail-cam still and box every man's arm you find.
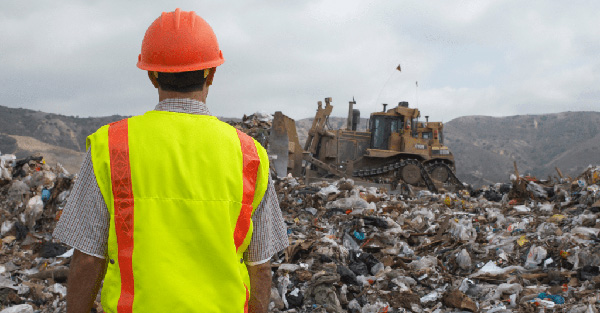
[247,261,272,313]
[244,177,288,312]
[66,249,106,313]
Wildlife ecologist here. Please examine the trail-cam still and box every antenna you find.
[374,64,402,109]
[415,81,419,110]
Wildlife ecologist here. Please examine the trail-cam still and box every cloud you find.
[1,0,599,122]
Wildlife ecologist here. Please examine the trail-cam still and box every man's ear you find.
[206,67,216,87]
[148,71,159,89]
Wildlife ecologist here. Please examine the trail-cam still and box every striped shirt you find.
[53,98,288,265]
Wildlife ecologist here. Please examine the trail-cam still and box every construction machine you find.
[269,97,463,192]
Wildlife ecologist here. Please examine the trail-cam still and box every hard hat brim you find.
[137,53,225,72]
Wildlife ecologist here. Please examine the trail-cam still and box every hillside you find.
[8,134,84,174]
[0,106,127,153]
[444,111,600,186]
[1,105,598,186]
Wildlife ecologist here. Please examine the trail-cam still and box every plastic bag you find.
[456,249,472,271]
[8,181,30,202]
[449,219,477,242]
[525,244,547,268]
[343,232,360,250]
[527,181,548,198]
[317,185,339,199]
[24,195,44,228]
[410,256,437,271]
[326,195,376,212]
[491,283,522,300]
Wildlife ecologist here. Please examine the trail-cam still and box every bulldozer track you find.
[352,158,439,193]
[426,161,463,189]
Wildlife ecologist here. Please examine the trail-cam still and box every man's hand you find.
[67,249,106,313]
[247,261,272,313]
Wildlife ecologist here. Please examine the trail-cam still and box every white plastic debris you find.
[527,181,548,198]
[24,195,44,228]
[571,227,600,237]
[58,248,74,258]
[525,244,548,268]
[491,283,523,300]
[456,249,472,270]
[278,264,301,272]
[277,274,291,308]
[420,291,440,303]
[449,219,477,242]
[1,220,14,236]
[318,185,339,198]
[0,304,34,313]
[0,154,16,180]
[253,111,273,123]
[513,205,531,212]
[305,207,317,215]
[410,256,438,271]
[52,283,67,297]
[0,276,18,290]
[471,261,525,277]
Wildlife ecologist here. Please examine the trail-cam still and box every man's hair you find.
[156,70,207,92]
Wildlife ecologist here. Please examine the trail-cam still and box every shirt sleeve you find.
[53,149,109,259]
[244,177,289,265]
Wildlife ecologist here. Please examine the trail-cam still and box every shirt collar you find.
[154,98,212,116]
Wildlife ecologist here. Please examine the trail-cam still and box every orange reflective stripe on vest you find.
[234,129,260,252]
[108,120,135,312]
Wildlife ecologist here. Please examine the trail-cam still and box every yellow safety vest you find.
[87,110,269,312]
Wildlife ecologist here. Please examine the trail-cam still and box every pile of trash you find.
[1,153,73,313]
[268,166,600,312]
[228,111,273,147]
[2,144,599,312]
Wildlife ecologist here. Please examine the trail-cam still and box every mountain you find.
[444,112,600,186]
[0,106,127,153]
[1,105,598,186]
[0,106,126,173]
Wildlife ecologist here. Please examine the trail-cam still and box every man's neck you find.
[158,90,204,102]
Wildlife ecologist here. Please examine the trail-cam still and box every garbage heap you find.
[269,168,600,312]
[227,111,273,148]
[0,154,74,313]
[1,144,599,313]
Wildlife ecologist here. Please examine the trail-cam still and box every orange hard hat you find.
[137,8,225,72]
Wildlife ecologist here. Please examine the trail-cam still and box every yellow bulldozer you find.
[268,97,463,192]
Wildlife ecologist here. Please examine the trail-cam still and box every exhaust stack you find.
[347,98,356,130]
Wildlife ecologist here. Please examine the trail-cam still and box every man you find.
[53,8,288,313]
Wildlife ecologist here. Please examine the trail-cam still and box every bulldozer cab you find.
[370,115,403,150]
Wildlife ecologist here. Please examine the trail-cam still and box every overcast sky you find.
[1,1,599,122]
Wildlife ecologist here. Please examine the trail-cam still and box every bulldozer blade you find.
[268,111,291,178]
[268,111,303,178]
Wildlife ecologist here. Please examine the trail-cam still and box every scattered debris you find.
[268,165,600,312]
[1,153,72,312]
[2,141,600,312]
